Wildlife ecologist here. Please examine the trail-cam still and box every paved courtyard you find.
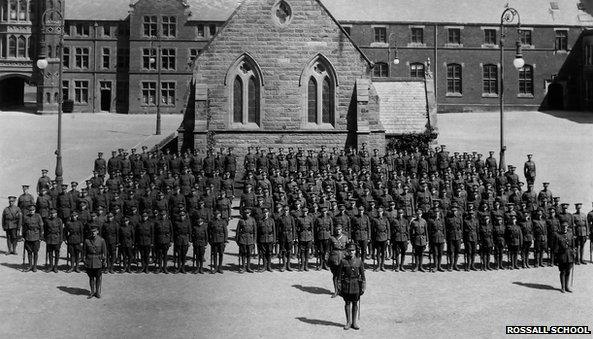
[1,110,593,338]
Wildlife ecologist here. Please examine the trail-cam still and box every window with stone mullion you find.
[233,65,259,124]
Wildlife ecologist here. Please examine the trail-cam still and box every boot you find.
[67,258,74,273]
[453,255,459,271]
[559,272,566,293]
[437,257,444,272]
[447,255,453,271]
[343,304,351,330]
[286,258,293,271]
[53,255,59,273]
[279,258,285,272]
[6,239,11,255]
[246,258,253,273]
[46,253,53,273]
[399,254,406,271]
[304,255,310,271]
[470,255,476,271]
[418,255,425,272]
[88,277,95,299]
[486,255,491,270]
[12,240,18,254]
[351,302,360,330]
[380,258,386,272]
[95,275,102,298]
[266,257,272,272]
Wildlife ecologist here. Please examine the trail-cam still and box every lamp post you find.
[36,8,65,191]
[387,33,400,77]
[499,6,525,171]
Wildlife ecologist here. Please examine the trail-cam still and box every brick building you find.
[325,0,593,112]
[179,0,435,154]
[0,0,236,113]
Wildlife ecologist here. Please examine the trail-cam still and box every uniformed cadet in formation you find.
[3,144,590,294]
[337,242,365,330]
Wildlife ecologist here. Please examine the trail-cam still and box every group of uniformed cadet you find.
[2,144,590,290]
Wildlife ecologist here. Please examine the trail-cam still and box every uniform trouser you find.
[576,236,587,262]
[46,243,60,266]
[137,245,151,270]
[447,239,462,268]
[525,175,535,186]
[238,244,252,259]
[355,239,368,260]
[5,228,17,253]
[430,242,444,267]
[120,246,133,269]
[68,243,82,264]
[156,243,170,269]
[316,239,330,266]
[299,241,312,267]
[392,241,408,268]
[279,240,293,259]
[259,242,273,268]
[522,240,532,266]
[175,243,189,268]
[534,241,546,266]
[106,243,117,269]
[374,241,387,265]
[465,241,476,267]
[211,243,225,269]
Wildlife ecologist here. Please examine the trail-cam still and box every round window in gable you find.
[272,0,293,27]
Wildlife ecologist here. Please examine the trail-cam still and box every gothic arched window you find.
[301,54,337,127]
[225,53,263,127]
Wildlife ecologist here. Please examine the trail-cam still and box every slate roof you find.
[65,0,593,26]
[323,0,593,26]
[65,0,242,21]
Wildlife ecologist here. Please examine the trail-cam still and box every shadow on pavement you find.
[295,317,343,327]
[512,281,560,291]
[292,284,333,295]
[57,286,89,296]
[539,110,593,124]
[0,262,25,270]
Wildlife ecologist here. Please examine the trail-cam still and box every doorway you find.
[547,83,564,110]
[100,81,112,112]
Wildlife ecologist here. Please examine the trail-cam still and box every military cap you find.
[489,151,494,154]
[527,154,533,157]
[495,214,503,219]
[90,212,98,217]
[179,210,187,215]
[80,200,88,205]
[575,203,582,207]
[320,205,328,210]
[27,205,35,211]
[107,212,114,217]
[338,203,345,209]
[301,206,309,211]
[346,243,357,251]
[49,208,57,213]
[506,203,515,207]
[142,145,148,150]
[90,225,100,232]
[71,210,79,216]
[357,205,365,210]
[553,197,560,201]
[71,181,78,186]
[41,169,48,173]
[467,203,475,210]
[543,182,550,186]
[561,203,569,207]
[141,211,149,216]
[111,150,117,154]
[262,207,269,212]
[160,209,168,214]
[98,205,105,210]
[98,151,104,155]
[8,196,16,201]
[22,184,29,188]
[548,207,556,211]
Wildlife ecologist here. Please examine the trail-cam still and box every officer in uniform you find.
[506,215,523,269]
[572,203,588,265]
[94,152,107,181]
[410,209,428,272]
[314,206,333,270]
[2,196,21,255]
[119,216,135,273]
[190,216,208,274]
[154,210,173,274]
[371,206,390,271]
[257,208,275,272]
[351,205,371,263]
[519,213,534,268]
[337,242,365,331]
[445,204,464,271]
[173,210,191,273]
[208,210,228,274]
[44,208,62,273]
[22,205,43,272]
[136,211,154,273]
[276,205,296,272]
[463,204,479,271]
[36,169,51,196]
[101,212,119,273]
[296,206,314,271]
[328,224,349,297]
[554,222,575,293]
[532,208,548,268]
[478,215,494,270]
[235,209,255,273]
[546,207,560,267]
[64,211,83,272]
[492,215,506,269]
[523,154,536,186]
[390,208,409,271]
[18,185,35,216]
[428,206,446,272]
[83,225,107,298]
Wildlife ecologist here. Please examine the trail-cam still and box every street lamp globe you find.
[36,59,48,69]
[513,56,525,70]
[393,57,400,65]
